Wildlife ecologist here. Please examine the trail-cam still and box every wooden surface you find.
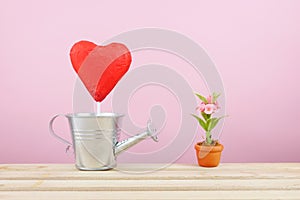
[0,163,300,199]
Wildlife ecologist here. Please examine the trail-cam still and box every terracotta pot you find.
[194,142,224,167]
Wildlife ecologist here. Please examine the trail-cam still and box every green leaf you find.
[207,118,217,131]
[212,92,221,103]
[195,93,208,103]
[191,114,207,131]
[207,116,227,131]
[201,112,211,121]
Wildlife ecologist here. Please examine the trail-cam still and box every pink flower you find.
[196,102,206,112]
[206,95,212,104]
[204,104,217,114]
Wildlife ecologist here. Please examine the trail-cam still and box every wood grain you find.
[1,191,300,200]
[0,163,299,199]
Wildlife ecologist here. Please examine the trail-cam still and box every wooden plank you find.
[1,163,299,200]
[1,191,300,200]
[1,169,300,180]
[1,163,300,180]
[0,179,300,191]
[1,163,300,172]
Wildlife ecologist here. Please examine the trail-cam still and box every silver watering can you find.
[49,113,158,170]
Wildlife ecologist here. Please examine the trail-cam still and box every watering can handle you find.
[49,114,72,146]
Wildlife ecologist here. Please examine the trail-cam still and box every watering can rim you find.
[65,112,124,118]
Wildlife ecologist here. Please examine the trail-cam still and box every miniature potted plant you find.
[192,92,226,167]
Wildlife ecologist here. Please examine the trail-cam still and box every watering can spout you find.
[115,120,158,156]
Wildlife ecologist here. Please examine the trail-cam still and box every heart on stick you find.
[70,40,132,102]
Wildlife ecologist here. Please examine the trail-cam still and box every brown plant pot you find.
[194,142,224,167]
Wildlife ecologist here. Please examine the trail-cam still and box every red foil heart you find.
[70,41,132,102]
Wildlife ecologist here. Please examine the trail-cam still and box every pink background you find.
[1,0,300,164]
